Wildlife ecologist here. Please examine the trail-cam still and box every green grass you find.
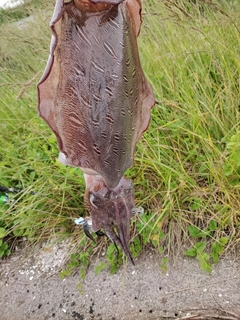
[0,0,240,273]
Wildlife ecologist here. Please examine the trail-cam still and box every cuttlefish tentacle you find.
[74,216,105,241]
[37,0,155,263]
[76,216,122,261]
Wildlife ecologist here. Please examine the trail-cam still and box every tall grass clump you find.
[0,0,240,272]
[0,1,89,259]
[132,0,240,269]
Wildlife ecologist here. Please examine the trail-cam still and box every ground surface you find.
[0,241,240,320]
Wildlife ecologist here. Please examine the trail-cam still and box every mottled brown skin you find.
[37,0,155,263]
[74,0,112,12]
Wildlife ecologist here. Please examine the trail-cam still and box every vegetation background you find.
[0,0,240,274]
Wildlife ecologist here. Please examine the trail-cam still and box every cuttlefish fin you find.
[126,0,142,36]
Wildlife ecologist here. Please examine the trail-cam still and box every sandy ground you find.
[0,241,240,320]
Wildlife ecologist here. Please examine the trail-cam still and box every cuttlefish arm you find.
[37,0,155,263]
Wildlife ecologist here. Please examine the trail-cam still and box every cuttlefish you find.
[37,0,155,264]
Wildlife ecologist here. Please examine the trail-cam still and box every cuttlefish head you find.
[84,175,135,264]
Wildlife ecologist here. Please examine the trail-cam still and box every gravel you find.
[0,240,240,320]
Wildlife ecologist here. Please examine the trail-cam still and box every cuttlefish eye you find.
[89,193,99,209]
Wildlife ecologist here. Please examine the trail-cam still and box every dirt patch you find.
[0,242,240,320]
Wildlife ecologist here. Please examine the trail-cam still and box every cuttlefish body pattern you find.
[37,0,155,263]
